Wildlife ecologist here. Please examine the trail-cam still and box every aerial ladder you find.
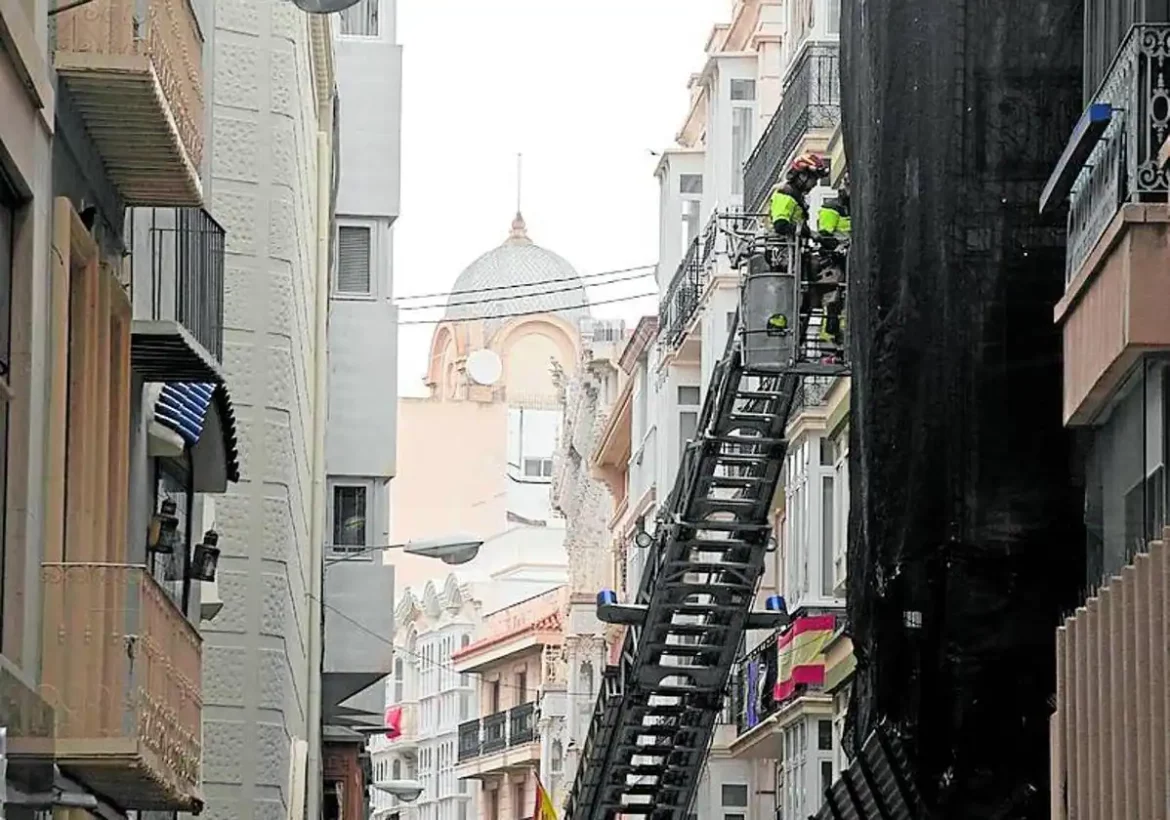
[564,211,851,820]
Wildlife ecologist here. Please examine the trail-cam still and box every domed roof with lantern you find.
[442,212,591,329]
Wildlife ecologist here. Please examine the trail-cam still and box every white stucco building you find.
[371,576,481,820]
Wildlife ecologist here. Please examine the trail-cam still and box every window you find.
[338,0,378,36]
[721,784,748,806]
[330,483,369,551]
[681,199,701,254]
[515,668,528,702]
[727,310,738,332]
[821,760,834,796]
[336,225,372,295]
[392,758,401,779]
[822,476,836,596]
[679,173,703,195]
[523,457,554,478]
[513,782,525,820]
[394,658,404,702]
[730,79,757,197]
[730,79,757,101]
[818,719,834,750]
[678,385,701,405]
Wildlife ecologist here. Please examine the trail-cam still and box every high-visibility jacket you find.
[770,189,806,227]
[816,201,851,237]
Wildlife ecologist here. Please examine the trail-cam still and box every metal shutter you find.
[337,226,371,294]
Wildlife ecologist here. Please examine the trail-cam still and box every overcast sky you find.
[394,0,724,396]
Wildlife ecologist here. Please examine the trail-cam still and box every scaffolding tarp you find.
[840,0,1088,816]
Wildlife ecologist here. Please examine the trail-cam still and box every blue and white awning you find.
[153,382,241,485]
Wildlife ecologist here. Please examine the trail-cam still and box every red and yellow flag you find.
[773,614,836,702]
[533,777,558,820]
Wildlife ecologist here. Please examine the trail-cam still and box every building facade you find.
[1043,12,1170,820]
[390,213,586,592]
[373,577,481,820]
[549,321,629,811]
[200,5,338,820]
[323,0,403,811]
[452,586,568,820]
[577,1,852,817]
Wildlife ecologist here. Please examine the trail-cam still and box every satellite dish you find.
[291,0,364,13]
[466,349,503,386]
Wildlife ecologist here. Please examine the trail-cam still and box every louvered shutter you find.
[337,226,371,294]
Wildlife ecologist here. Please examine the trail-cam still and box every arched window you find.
[392,758,401,779]
[580,660,595,694]
[393,657,404,702]
[551,740,564,773]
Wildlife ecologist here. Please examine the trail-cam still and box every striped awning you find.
[153,382,240,484]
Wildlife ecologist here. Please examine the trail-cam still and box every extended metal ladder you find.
[565,225,850,820]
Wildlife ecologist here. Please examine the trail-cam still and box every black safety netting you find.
[840,0,1089,817]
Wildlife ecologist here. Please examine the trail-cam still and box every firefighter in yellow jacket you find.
[809,176,851,356]
[769,153,830,235]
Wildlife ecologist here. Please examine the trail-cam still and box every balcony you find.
[127,207,225,383]
[659,236,706,354]
[728,614,839,759]
[53,0,205,206]
[1052,24,1170,425]
[1051,528,1168,820]
[39,563,202,811]
[508,702,536,745]
[744,41,841,213]
[455,703,540,778]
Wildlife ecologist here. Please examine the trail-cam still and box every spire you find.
[507,153,531,245]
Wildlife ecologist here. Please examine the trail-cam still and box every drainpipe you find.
[306,126,331,820]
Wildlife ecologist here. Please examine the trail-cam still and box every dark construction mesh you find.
[840,1,1088,816]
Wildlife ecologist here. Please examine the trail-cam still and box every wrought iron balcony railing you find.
[456,702,540,762]
[659,236,706,352]
[1065,24,1170,282]
[127,207,226,381]
[482,711,508,754]
[743,41,842,213]
[457,718,481,761]
[509,702,536,745]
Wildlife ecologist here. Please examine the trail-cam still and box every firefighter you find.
[769,153,830,236]
[807,176,851,359]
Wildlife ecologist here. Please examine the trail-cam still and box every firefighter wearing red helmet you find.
[768,152,830,235]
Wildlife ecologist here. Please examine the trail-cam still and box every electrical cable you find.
[397,291,659,326]
[394,263,655,302]
[397,269,651,312]
[315,595,599,698]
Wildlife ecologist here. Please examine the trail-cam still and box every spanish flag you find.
[773,614,836,702]
[533,777,558,820]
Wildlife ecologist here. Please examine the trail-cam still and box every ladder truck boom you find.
[565,223,850,820]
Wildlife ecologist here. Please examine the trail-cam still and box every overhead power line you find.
[397,269,651,312]
[394,263,656,303]
[397,291,659,326]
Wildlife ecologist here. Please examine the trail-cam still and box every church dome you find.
[443,212,591,324]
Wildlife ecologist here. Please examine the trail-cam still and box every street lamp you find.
[324,533,484,567]
[370,779,424,803]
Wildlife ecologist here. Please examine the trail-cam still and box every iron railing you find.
[743,41,842,212]
[482,711,507,753]
[457,704,539,762]
[508,702,536,745]
[127,207,226,361]
[457,719,481,762]
[1065,24,1170,282]
[791,375,837,417]
[659,236,706,351]
[732,630,781,735]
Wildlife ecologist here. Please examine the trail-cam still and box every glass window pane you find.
[333,485,368,547]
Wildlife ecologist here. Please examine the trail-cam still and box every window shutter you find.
[337,226,371,294]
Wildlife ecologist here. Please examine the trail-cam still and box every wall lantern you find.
[148,498,180,554]
[190,530,221,582]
